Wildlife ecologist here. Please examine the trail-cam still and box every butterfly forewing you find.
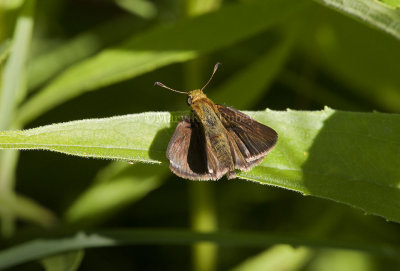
[217,105,278,164]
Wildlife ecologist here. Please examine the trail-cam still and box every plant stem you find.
[185,57,219,271]
[188,182,218,271]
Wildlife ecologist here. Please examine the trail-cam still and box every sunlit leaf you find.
[0,0,35,238]
[41,250,84,271]
[114,0,157,19]
[381,0,400,8]
[230,245,312,271]
[1,109,400,223]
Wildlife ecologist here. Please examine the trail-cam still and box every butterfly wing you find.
[217,105,278,169]
[166,117,224,180]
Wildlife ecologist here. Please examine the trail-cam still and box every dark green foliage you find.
[1,0,400,270]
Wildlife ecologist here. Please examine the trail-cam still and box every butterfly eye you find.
[187,96,192,105]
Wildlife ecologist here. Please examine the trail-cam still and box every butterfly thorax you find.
[188,90,219,123]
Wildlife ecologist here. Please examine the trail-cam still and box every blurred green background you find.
[1,0,400,270]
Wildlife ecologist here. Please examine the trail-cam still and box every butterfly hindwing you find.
[166,117,225,180]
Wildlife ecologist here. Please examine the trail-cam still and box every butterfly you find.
[155,63,277,180]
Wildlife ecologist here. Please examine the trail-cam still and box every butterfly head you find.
[187,89,206,105]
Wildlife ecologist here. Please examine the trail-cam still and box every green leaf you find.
[237,109,400,223]
[0,0,24,10]
[307,250,373,271]
[230,245,312,271]
[64,163,167,225]
[313,0,400,40]
[0,193,57,227]
[27,16,141,91]
[0,39,11,65]
[1,109,400,224]
[0,229,399,269]
[16,0,307,125]
[380,0,400,8]
[0,0,35,237]
[41,250,84,271]
[184,0,222,16]
[0,0,35,130]
[114,0,157,19]
[0,112,175,162]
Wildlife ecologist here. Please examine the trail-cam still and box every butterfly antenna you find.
[154,82,187,94]
[201,62,221,91]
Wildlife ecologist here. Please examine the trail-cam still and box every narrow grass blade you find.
[0,193,57,227]
[65,163,167,226]
[0,0,35,237]
[27,16,141,91]
[0,229,399,269]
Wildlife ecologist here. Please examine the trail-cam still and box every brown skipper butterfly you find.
[155,63,277,180]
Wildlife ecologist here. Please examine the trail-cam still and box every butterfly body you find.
[188,90,237,179]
